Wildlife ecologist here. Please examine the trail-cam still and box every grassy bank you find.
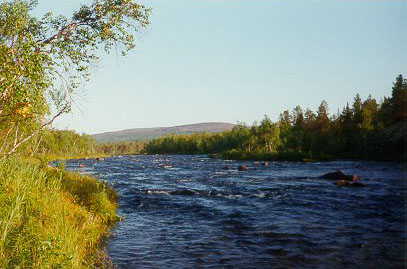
[32,153,110,163]
[0,157,119,267]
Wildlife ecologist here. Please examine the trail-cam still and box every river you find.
[63,155,405,268]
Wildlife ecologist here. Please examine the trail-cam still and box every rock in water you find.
[321,171,346,180]
[350,182,366,187]
[350,175,360,181]
[170,189,196,196]
[321,170,359,181]
[335,180,350,187]
[238,165,248,171]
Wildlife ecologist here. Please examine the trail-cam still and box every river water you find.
[62,155,405,268]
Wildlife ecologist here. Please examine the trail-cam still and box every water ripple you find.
[62,155,405,268]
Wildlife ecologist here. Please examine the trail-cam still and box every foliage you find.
[145,75,407,161]
[0,0,150,157]
[37,129,97,155]
[96,140,146,155]
[8,127,146,157]
[0,157,119,267]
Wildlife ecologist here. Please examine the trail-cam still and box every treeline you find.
[96,141,146,155]
[36,130,97,155]
[0,129,97,157]
[10,129,145,157]
[145,75,406,161]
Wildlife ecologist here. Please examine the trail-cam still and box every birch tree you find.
[0,0,150,157]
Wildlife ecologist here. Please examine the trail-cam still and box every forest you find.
[145,75,406,162]
[4,75,405,162]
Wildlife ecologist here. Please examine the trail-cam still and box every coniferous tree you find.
[390,74,407,123]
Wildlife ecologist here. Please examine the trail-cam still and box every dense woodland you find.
[145,75,406,161]
[96,140,146,155]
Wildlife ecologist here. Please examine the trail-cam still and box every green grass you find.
[0,157,119,267]
[29,153,110,163]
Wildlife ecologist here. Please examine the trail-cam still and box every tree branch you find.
[40,14,98,46]
[40,22,78,46]
[2,105,69,159]
[0,124,14,154]
[30,134,43,157]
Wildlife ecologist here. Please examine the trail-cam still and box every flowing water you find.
[62,155,405,268]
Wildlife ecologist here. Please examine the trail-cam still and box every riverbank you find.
[209,150,327,162]
[27,153,111,165]
[214,150,404,163]
[0,156,119,267]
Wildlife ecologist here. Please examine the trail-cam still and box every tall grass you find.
[0,157,119,267]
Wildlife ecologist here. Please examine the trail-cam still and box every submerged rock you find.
[238,165,248,171]
[350,182,366,187]
[321,171,346,180]
[222,165,231,170]
[335,180,350,187]
[170,189,196,196]
[350,175,360,181]
[321,171,359,181]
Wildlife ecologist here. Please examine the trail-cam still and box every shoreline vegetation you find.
[0,155,119,267]
[1,0,150,264]
[144,75,406,163]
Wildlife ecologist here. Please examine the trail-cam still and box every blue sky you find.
[33,0,407,134]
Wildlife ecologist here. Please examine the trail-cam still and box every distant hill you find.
[92,122,235,143]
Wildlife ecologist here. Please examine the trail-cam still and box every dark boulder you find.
[350,175,360,181]
[321,171,346,180]
[335,180,350,187]
[238,165,248,171]
[321,170,359,181]
[96,157,104,161]
[350,182,366,187]
[170,189,196,196]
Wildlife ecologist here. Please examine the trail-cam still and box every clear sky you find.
[32,0,407,134]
